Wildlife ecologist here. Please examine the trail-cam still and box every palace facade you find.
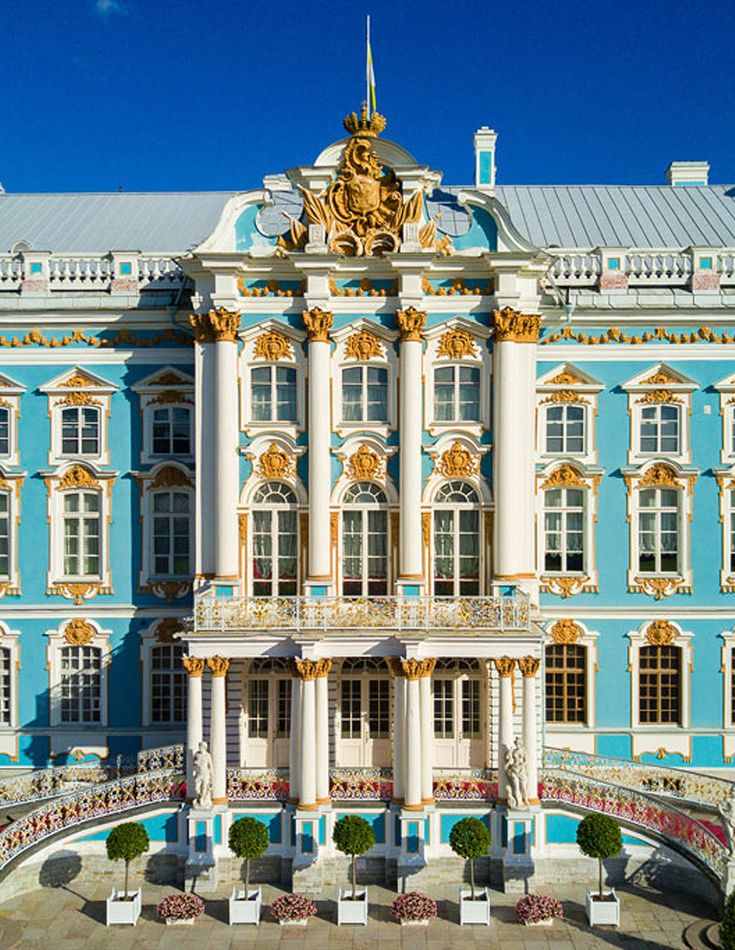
[0,108,734,886]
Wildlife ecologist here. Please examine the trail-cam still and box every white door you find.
[240,660,291,768]
[433,659,486,769]
[336,658,391,767]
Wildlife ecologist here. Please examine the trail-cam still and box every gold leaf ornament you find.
[438,442,479,478]
[257,443,295,480]
[254,331,293,361]
[63,618,96,646]
[347,444,383,481]
[345,331,383,360]
[437,328,477,359]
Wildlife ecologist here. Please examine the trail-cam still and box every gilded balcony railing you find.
[192,591,531,635]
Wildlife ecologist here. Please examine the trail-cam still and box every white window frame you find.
[0,374,26,467]
[240,321,306,440]
[0,475,23,595]
[137,463,194,601]
[0,622,20,738]
[249,480,300,597]
[335,657,392,768]
[239,658,293,768]
[424,320,491,438]
[431,480,483,597]
[718,474,735,592]
[332,321,398,439]
[132,366,195,466]
[540,484,587,576]
[720,628,735,736]
[544,620,599,741]
[340,481,390,596]
[536,364,602,467]
[623,364,696,467]
[139,620,188,733]
[41,368,117,467]
[627,622,692,744]
[46,619,110,728]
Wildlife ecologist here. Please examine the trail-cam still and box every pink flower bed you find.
[515,893,564,924]
[270,893,317,922]
[391,891,437,922]
[156,893,205,921]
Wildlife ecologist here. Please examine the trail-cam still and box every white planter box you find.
[337,887,368,925]
[229,888,261,925]
[164,917,195,926]
[523,917,554,926]
[278,917,308,926]
[586,889,620,927]
[460,888,491,926]
[105,889,141,926]
[399,918,429,926]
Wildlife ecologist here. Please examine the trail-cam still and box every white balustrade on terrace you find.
[548,248,735,287]
[0,253,186,293]
[191,591,532,636]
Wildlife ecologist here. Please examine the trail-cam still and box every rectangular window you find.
[276,679,291,738]
[0,408,9,457]
[61,406,100,456]
[545,404,585,454]
[730,492,735,573]
[151,644,185,723]
[639,645,681,725]
[543,488,585,573]
[368,679,389,738]
[152,406,191,455]
[638,488,679,574]
[433,679,454,738]
[461,679,481,738]
[60,645,101,723]
[545,644,586,724]
[251,366,297,423]
[340,679,362,739]
[434,366,480,423]
[640,404,680,455]
[0,492,9,578]
[63,492,100,577]
[153,491,191,576]
[342,367,388,423]
[248,679,269,738]
[0,647,11,726]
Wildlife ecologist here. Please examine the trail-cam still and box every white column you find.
[315,659,332,804]
[182,657,204,799]
[207,656,230,804]
[402,659,425,810]
[419,660,435,804]
[194,342,216,576]
[190,308,241,580]
[391,664,406,803]
[303,308,333,584]
[297,661,317,809]
[289,674,302,804]
[492,308,540,597]
[397,307,426,585]
[519,656,541,804]
[494,657,516,803]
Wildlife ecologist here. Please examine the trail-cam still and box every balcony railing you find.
[192,591,531,635]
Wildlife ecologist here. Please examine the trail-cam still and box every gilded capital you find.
[314,658,333,678]
[294,658,321,681]
[492,306,541,343]
[493,656,516,678]
[207,655,231,677]
[303,308,333,343]
[182,656,206,678]
[397,306,426,342]
[517,655,541,678]
[189,307,240,343]
[400,657,436,680]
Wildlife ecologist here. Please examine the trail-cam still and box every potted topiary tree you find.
[333,814,375,925]
[105,822,149,926]
[228,816,270,925]
[449,816,492,925]
[576,813,623,926]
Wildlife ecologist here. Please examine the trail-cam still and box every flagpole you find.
[366,15,371,119]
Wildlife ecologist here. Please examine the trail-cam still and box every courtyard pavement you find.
[0,880,717,949]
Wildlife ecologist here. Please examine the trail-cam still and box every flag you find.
[366,16,377,116]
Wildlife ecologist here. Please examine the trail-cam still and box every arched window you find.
[433,481,480,596]
[252,482,298,596]
[639,644,681,725]
[60,644,102,723]
[151,644,186,724]
[152,489,192,577]
[638,487,680,574]
[63,490,101,577]
[545,643,586,723]
[342,482,388,596]
[543,487,585,573]
[61,405,100,456]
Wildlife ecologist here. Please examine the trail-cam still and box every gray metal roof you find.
[0,192,236,254]
[494,185,735,249]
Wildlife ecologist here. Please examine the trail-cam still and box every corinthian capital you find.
[492,306,541,343]
[397,306,426,342]
[189,307,240,342]
[294,658,321,680]
[517,655,541,678]
[400,657,436,680]
[493,656,516,678]
[182,656,206,678]
[207,655,231,677]
[302,308,333,342]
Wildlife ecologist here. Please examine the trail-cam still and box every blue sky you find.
[1,0,733,192]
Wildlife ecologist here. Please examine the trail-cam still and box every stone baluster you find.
[182,656,205,800]
[494,656,516,803]
[518,655,541,804]
[207,656,230,804]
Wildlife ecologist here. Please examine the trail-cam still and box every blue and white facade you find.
[1,111,735,882]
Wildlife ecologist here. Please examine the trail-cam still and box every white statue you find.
[720,791,735,857]
[505,737,529,810]
[192,740,213,809]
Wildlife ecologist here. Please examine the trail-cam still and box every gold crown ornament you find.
[343,102,387,138]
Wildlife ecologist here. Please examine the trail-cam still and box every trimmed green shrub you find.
[576,813,623,899]
[449,816,492,899]
[228,816,270,892]
[721,889,735,950]
[106,822,149,898]
[332,815,375,899]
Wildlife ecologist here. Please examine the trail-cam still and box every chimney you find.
[474,127,497,192]
[665,161,710,187]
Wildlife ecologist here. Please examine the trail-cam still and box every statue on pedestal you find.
[719,791,735,856]
[192,740,213,809]
[505,737,529,810]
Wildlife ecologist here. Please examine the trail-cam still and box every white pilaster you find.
[494,657,516,803]
[392,665,406,803]
[397,307,426,586]
[419,663,435,804]
[492,308,541,599]
[182,657,204,799]
[303,308,333,585]
[315,659,332,804]
[519,656,541,804]
[207,656,230,804]
[289,674,302,804]
[297,660,318,809]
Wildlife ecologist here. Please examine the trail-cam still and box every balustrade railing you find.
[0,253,186,293]
[193,591,531,635]
[543,747,735,810]
[329,768,393,801]
[548,248,735,288]
[227,768,289,801]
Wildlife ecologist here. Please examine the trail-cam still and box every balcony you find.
[191,590,531,636]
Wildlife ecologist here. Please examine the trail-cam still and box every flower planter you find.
[586,889,620,927]
[399,918,429,926]
[523,917,553,926]
[459,888,490,926]
[229,887,261,925]
[165,917,195,926]
[156,893,204,926]
[337,887,368,925]
[278,918,308,926]
[105,889,142,926]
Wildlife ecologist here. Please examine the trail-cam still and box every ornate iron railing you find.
[0,769,185,871]
[541,769,728,883]
[0,744,184,809]
[227,768,289,801]
[543,747,735,810]
[433,769,497,801]
[329,768,393,801]
[193,591,531,635]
